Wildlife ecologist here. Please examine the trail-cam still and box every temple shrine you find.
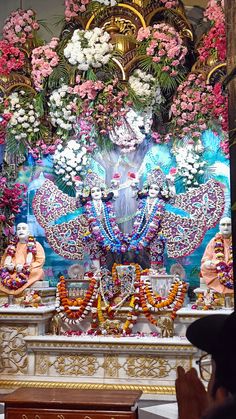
[0,0,233,404]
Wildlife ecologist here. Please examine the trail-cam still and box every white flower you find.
[64,28,113,71]
[53,139,90,184]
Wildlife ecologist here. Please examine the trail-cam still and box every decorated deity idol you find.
[78,171,126,269]
[0,222,45,296]
[201,217,233,294]
[128,167,175,271]
[128,166,226,271]
[33,172,125,269]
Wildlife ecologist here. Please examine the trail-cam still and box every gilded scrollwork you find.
[0,326,28,375]
[51,355,99,376]
[35,354,50,376]
[124,355,172,378]
[102,355,122,378]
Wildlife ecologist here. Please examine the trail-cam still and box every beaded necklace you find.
[0,236,37,290]
[214,233,233,289]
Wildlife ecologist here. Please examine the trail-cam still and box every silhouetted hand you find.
[175,366,209,419]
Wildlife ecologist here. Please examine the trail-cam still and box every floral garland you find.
[56,273,98,321]
[0,236,36,290]
[0,41,25,75]
[128,198,165,252]
[139,273,187,321]
[85,200,126,254]
[214,233,233,289]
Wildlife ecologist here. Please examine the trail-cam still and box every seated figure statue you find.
[0,222,45,296]
[200,217,233,294]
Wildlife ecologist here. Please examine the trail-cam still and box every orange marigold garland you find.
[139,272,187,322]
[56,273,98,323]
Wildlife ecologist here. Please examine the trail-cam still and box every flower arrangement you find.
[108,108,151,153]
[0,177,26,236]
[2,9,40,45]
[0,41,25,75]
[64,0,90,21]
[31,38,60,91]
[128,69,163,106]
[174,142,205,187]
[53,140,90,185]
[48,84,78,139]
[197,22,226,63]
[137,23,187,89]
[64,27,113,71]
[82,80,130,135]
[170,73,214,140]
[6,91,41,143]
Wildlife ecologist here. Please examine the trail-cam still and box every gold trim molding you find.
[0,380,175,394]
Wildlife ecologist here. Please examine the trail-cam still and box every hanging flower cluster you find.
[83,80,131,135]
[0,41,25,75]
[128,69,163,106]
[64,0,90,21]
[137,23,187,82]
[198,22,226,63]
[6,91,41,142]
[31,38,59,91]
[174,142,205,188]
[108,108,152,153]
[170,73,214,140]
[48,84,78,139]
[53,140,90,185]
[2,9,40,45]
[64,27,113,71]
[0,177,26,236]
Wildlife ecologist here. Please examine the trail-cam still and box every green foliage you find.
[55,174,76,197]
[47,57,72,90]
